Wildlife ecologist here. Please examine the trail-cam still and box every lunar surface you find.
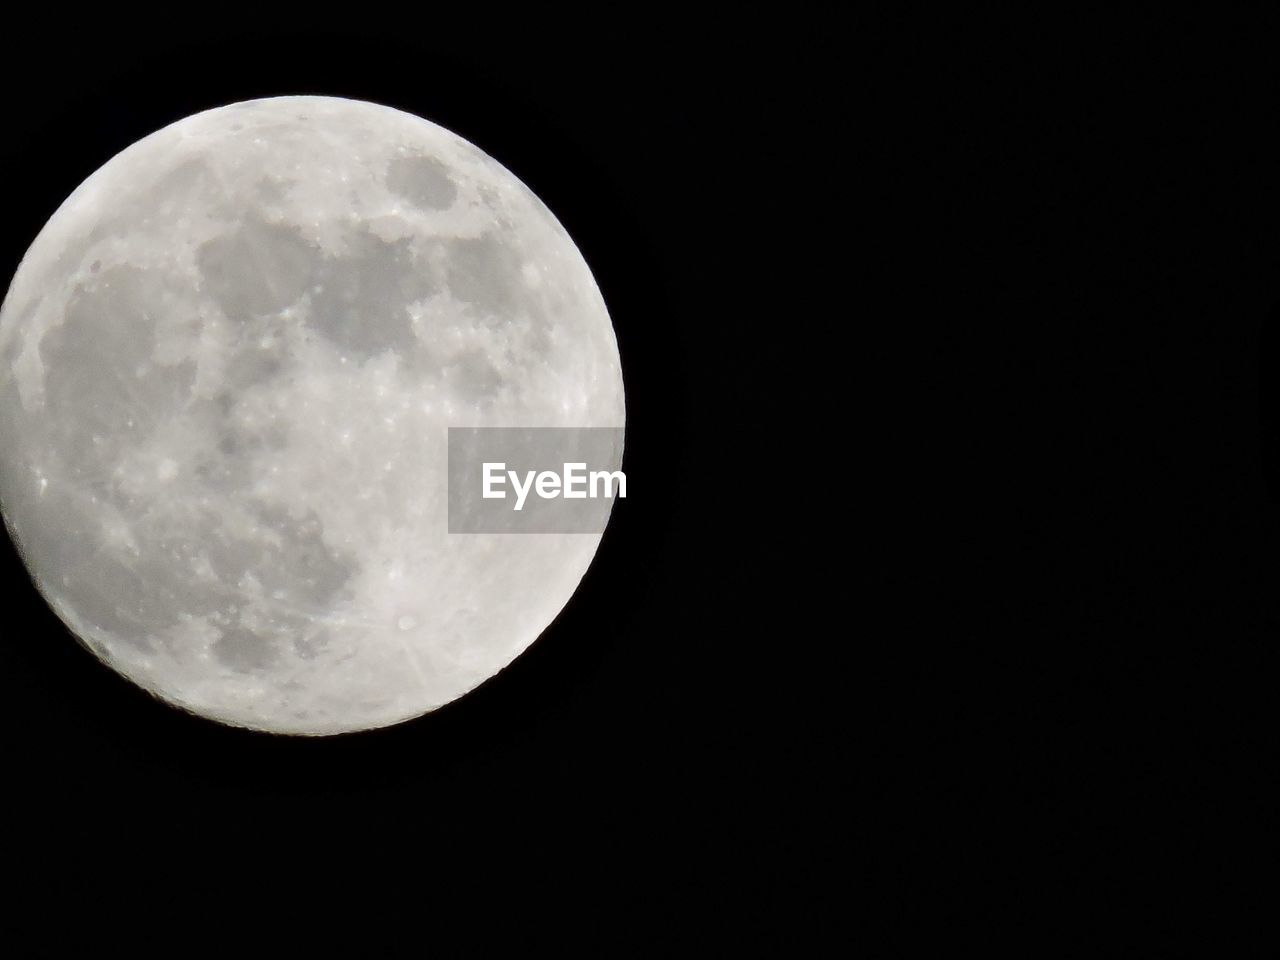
[0,97,625,734]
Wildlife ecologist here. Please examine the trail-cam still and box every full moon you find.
[0,97,625,734]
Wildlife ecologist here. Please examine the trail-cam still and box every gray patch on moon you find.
[40,266,196,468]
[386,155,458,210]
[444,234,526,318]
[197,219,319,319]
[220,342,286,397]
[255,176,295,205]
[143,158,220,220]
[444,348,504,403]
[213,625,280,672]
[308,231,434,359]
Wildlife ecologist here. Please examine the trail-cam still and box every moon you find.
[0,96,625,734]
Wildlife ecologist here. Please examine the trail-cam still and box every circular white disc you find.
[0,96,625,734]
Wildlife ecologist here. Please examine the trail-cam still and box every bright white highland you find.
[0,97,625,734]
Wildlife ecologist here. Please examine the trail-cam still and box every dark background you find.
[868,16,1279,947]
[0,12,843,944]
